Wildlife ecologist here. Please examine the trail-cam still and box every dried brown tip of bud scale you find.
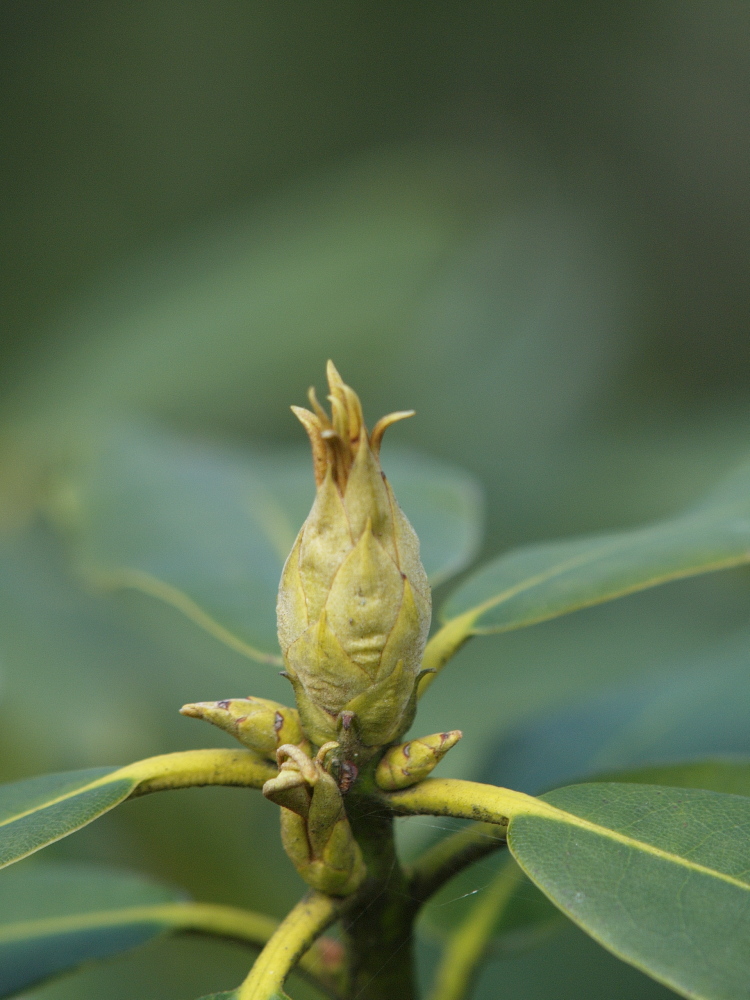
[290,361,414,490]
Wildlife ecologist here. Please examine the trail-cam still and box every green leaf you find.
[508,782,750,1000]
[0,862,185,997]
[428,759,750,977]
[56,423,482,662]
[470,652,750,970]
[436,757,750,986]
[438,759,750,966]
[0,768,133,870]
[441,458,750,636]
[436,648,750,976]
[0,750,267,872]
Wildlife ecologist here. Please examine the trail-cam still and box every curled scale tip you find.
[307,385,328,422]
[326,358,345,389]
[291,361,413,488]
[370,410,415,456]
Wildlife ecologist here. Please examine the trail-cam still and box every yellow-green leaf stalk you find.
[277,361,432,759]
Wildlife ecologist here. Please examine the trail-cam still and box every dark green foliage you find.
[0,770,131,870]
[509,783,750,999]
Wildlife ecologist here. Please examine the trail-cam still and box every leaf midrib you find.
[82,566,283,664]
[0,773,128,833]
[514,797,750,892]
[0,903,186,943]
[451,508,750,630]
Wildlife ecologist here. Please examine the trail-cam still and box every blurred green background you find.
[2,4,750,997]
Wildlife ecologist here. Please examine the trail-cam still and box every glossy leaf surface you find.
[59,424,483,662]
[0,768,131,870]
[508,782,750,1000]
[441,459,750,635]
[428,758,750,976]
[0,862,185,997]
[0,751,268,873]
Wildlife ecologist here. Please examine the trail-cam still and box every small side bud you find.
[263,745,366,896]
[375,730,462,791]
[179,696,303,760]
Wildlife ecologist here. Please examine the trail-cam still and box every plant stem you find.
[341,794,417,1000]
[157,902,344,995]
[426,859,523,1000]
[237,891,341,1000]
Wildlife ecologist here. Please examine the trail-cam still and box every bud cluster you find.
[180,364,465,899]
[263,743,366,896]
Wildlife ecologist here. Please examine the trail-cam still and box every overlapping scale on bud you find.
[277,362,432,751]
[263,743,366,896]
[179,696,304,761]
[375,730,462,790]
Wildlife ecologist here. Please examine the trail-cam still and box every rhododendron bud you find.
[375,730,462,791]
[277,362,431,752]
[180,696,303,760]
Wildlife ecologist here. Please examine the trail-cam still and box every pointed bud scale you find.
[375,730,463,790]
[179,697,303,760]
[277,362,431,751]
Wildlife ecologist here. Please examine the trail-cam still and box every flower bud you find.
[277,362,431,751]
[179,696,303,760]
[263,744,366,896]
[375,730,463,790]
